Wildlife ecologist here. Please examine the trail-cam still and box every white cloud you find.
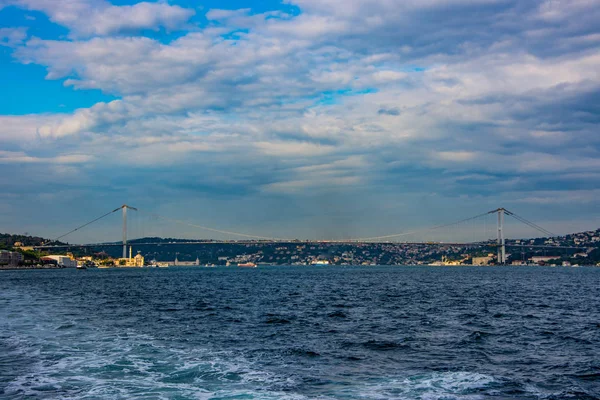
[435,151,478,162]
[0,27,27,47]
[0,114,64,142]
[2,0,600,237]
[513,189,600,205]
[36,100,134,138]
[10,0,194,37]
[262,175,361,194]
[255,141,336,157]
[0,150,93,164]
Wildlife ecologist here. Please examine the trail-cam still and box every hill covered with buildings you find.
[2,228,600,268]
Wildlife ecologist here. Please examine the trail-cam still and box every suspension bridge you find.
[34,205,586,264]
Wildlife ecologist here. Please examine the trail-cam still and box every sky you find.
[1,0,600,243]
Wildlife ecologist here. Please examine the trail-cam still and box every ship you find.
[311,260,330,265]
[238,262,257,268]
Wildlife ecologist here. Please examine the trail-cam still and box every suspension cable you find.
[349,210,496,242]
[504,209,555,237]
[54,207,122,242]
[49,205,557,246]
[140,210,291,241]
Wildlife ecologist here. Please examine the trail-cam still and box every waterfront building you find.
[472,256,493,265]
[117,246,144,267]
[529,256,559,265]
[428,255,468,266]
[444,259,462,265]
[42,255,77,268]
[0,250,24,266]
[172,257,200,266]
[130,253,145,267]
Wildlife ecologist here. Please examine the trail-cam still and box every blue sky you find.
[1,0,600,243]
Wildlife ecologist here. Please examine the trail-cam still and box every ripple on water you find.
[1,266,600,399]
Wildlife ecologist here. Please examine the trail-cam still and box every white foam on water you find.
[4,342,310,399]
[2,314,306,399]
[1,285,502,400]
[3,318,498,400]
[334,371,496,400]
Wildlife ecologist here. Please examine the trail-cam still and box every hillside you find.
[2,228,600,266]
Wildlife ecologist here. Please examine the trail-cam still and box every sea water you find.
[1,266,599,399]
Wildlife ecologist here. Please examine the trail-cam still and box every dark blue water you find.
[1,266,599,399]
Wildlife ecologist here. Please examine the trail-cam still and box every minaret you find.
[129,246,132,260]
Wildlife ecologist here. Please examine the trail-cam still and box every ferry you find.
[238,262,257,268]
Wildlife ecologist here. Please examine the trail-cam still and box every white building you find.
[42,255,77,268]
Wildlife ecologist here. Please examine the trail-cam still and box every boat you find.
[311,260,330,265]
[238,262,257,268]
[76,265,87,270]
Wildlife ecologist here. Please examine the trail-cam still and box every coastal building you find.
[131,253,145,267]
[0,250,23,266]
[529,256,559,265]
[472,256,493,265]
[117,246,144,267]
[173,257,200,266]
[42,255,77,268]
[429,255,466,266]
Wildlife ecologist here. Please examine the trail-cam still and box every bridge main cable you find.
[139,210,292,242]
[349,210,496,242]
[52,206,123,243]
[503,209,556,237]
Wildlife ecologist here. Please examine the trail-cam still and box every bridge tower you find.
[497,208,506,264]
[120,205,137,259]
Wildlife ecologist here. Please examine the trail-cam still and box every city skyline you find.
[1,0,600,241]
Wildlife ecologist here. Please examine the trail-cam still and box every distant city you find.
[2,228,600,269]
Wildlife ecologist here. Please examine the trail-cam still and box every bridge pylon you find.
[496,208,506,264]
[119,205,138,259]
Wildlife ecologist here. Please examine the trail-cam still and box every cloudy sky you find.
[1,0,599,242]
